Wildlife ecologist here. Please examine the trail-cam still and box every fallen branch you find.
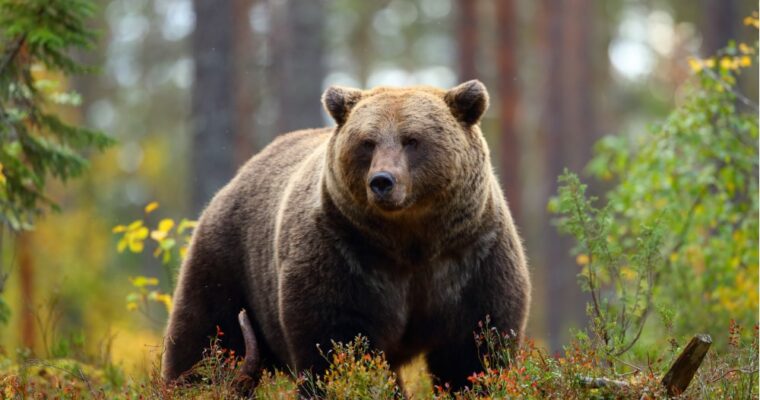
[578,376,630,389]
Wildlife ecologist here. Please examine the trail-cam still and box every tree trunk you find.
[456,0,479,81]
[700,0,737,56]
[190,0,236,213]
[18,232,35,350]
[232,0,256,165]
[495,0,520,223]
[273,0,326,134]
[538,0,594,351]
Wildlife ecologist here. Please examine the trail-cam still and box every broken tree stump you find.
[661,333,712,397]
[580,333,712,398]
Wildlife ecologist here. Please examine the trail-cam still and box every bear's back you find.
[226,127,331,214]
[218,127,331,270]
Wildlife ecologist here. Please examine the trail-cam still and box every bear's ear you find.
[444,80,489,125]
[322,85,363,126]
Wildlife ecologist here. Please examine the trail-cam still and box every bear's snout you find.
[366,145,409,211]
[369,172,395,198]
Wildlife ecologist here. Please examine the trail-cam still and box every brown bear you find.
[161,80,531,391]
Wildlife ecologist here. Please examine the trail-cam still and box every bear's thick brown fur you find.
[161,80,531,390]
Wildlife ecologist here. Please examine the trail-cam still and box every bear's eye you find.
[361,139,375,151]
[402,138,418,149]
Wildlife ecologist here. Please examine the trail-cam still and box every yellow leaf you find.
[150,292,173,313]
[719,57,733,70]
[179,245,188,259]
[0,162,5,186]
[620,266,636,281]
[129,240,144,253]
[576,254,590,266]
[127,302,138,311]
[704,58,716,68]
[145,201,159,214]
[158,218,174,233]
[688,58,703,73]
[739,55,752,67]
[177,219,198,234]
[739,43,753,54]
[744,15,760,28]
[117,239,128,253]
[151,230,167,241]
[130,276,159,288]
[133,226,149,239]
[112,225,127,233]
[127,220,144,230]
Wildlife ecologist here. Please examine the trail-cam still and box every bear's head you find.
[323,80,491,222]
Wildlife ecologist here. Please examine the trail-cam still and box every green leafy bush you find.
[550,27,758,352]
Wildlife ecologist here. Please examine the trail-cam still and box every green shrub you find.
[550,24,758,353]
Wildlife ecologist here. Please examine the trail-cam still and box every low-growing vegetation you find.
[1,320,757,399]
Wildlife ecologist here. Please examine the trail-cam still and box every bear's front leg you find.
[280,300,372,398]
[278,280,370,375]
[427,235,530,392]
[425,337,483,392]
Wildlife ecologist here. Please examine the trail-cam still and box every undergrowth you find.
[1,320,756,399]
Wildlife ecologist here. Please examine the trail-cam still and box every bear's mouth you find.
[368,192,416,214]
[372,199,405,212]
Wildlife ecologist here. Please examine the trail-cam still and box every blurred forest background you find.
[1,0,757,376]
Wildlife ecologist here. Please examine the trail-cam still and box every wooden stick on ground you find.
[661,334,712,397]
[579,333,712,398]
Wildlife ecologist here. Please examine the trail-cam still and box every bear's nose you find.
[369,172,395,197]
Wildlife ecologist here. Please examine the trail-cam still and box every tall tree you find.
[456,0,479,81]
[701,0,738,56]
[273,0,326,133]
[0,0,113,347]
[232,0,256,165]
[538,0,596,350]
[190,0,236,213]
[494,0,521,222]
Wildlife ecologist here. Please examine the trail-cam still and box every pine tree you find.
[0,0,112,325]
[0,0,114,231]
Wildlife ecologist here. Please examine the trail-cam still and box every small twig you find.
[700,66,760,113]
[0,35,26,77]
[24,358,98,397]
[611,356,643,374]
[708,366,760,384]
[613,302,650,357]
